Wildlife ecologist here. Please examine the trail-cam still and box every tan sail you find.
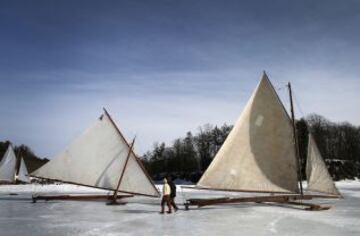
[198,72,299,193]
[31,109,160,197]
[306,134,341,196]
[0,144,17,183]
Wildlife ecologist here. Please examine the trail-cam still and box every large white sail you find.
[0,144,17,183]
[31,110,160,197]
[17,157,30,183]
[306,134,341,196]
[198,73,299,193]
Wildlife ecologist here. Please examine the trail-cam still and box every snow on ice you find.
[0,181,359,236]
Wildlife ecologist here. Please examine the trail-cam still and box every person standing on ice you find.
[167,176,178,211]
[160,178,172,214]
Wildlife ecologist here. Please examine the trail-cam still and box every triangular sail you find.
[197,73,299,193]
[17,157,30,183]
[0,144,17,183]
[31,110,160,197]
[306,134,341,196]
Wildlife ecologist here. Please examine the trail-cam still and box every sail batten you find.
[0,144,17,183]
[306,134,341,196]
[197,73,299,193]
[31,111,160,197]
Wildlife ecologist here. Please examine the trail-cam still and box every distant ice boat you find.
[17,157,30,183]
[0,144,30,184]
[31,108,160,203]
[183,72,341,211]
[0,144,17,184]
[306,134,341,197]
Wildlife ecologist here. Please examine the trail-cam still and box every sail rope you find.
[276,85,288,91]
[292,90,306,118]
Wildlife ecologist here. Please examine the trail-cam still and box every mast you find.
[10,143,17,183]
[103,108,160,197]
[15,149,23,181]
[287,82,303,195]
[109,137,136,204]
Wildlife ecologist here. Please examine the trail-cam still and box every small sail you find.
[198,73,299,193]
[306,134,341,196]
[31,110,160,197]
[0,144,17,183]
[17,157,30,183]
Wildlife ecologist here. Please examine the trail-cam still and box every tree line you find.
[0,141,49,173]
[1,113,359,182]
[141,124,232,182]
[142,114,360,182]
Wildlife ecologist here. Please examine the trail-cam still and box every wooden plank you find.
[32,194,133,203]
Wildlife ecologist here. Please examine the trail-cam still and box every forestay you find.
[31,110,159,197]
[0,144,17,183]
[198,73,299,193]
[306,134,341,196]
[17,157,30,183]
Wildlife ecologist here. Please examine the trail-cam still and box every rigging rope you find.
[288,85,355,184]
[292,90,306,118]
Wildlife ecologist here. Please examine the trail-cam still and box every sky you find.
[0,0,359,158]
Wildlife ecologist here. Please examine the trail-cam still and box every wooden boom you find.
[185,194,338,211]
[32,194,133,203]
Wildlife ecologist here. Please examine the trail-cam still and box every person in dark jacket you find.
[167,176,178,211]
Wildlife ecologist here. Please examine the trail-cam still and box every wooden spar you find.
[109,137,136,204]
[288,82,303,195]
[103,108,160,197]
[181,186,297,194]
[186,195,313,207]
[0,180,16,185]
[32,194,133,203]
[181,186,341,198]
[29,175,157,198]
[9,143,17,183]
[15,148,22,179]
[182,185,340,197]
[184,194,337,210]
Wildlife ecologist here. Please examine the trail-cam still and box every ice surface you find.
[0,181,359,236]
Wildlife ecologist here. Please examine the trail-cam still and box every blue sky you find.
[1,0,359,158]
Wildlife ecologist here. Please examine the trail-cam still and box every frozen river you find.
[0,181,359,236]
